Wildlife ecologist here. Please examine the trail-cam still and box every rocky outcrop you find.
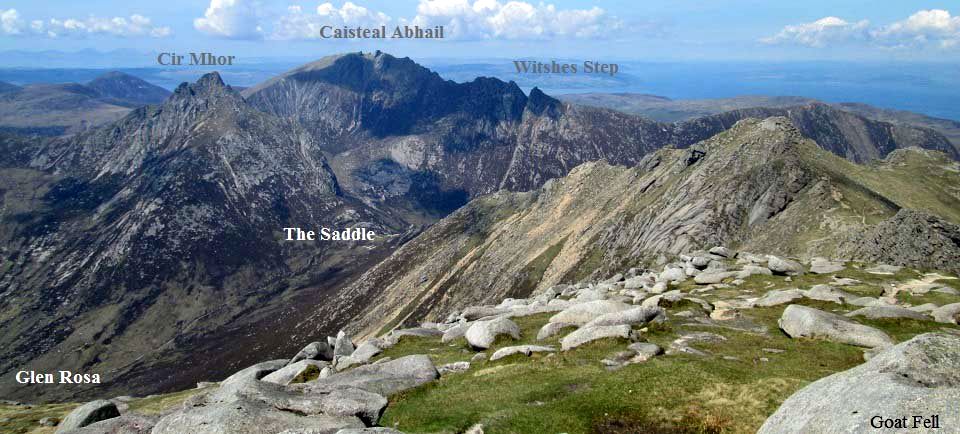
[759,333,960,433]
[839,209,960,275]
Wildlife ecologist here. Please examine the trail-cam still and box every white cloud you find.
[1,9,25,35]
[195,0,264,39]
[272,2,391,40]
[764,9,960,49]
[761,16,869,47]
[0,8,170,38]
[405,0,619,40]
[871,9,960,48]
[193,0,620,40]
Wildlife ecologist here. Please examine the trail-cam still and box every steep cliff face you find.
[327,117,960,339]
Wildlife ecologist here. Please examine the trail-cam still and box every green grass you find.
[0,402,76,434]
[377,301,875,434]
[896,291,960,308]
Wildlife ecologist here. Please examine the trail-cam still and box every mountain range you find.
[0,72,169,136]
[561,93,960,155]
[1,51,958,403]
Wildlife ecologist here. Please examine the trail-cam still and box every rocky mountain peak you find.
[174,71,230,97]
[525,87,562,117]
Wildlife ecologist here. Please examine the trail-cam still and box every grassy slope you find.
[377,265,960,434]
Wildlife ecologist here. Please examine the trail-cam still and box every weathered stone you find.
[465,317,520,349]
[626,342,663,362]
[649,281,668,294]
[334,428,405,434]
[337,341,385,370]
[846,306,930,321]
[603,273,624,283]
[693,271,738,284]
[766,256,805,275]
[304,387,387,425]
[802,284,855,304]
[710,301,740,321]
[932,303,960,324]
[386,328,443,342]
[666,332,726,356]
[536,322,576,341]
[490,345,556,361]
[779,305,894,348]
[289,342,334,364]
[262,360,328,385]
[709,246,735,258]
[752,289,803,307]
[55,400,121,433]
[864,264,902,275]
[441,323,470,343]
[759,333,960,434]
[151,399,363,434]
[658,267,687,283]
[334,330,356,357]
[300,355,438,396]
[934,286,959,295]
[847,296,881,307]
[736,265,773,279]
[460,306,510,321]
[61,414,157,434]
[560,325,632,351]
[808,258,845,274]
[907,303,939,313]
[623,276,648,290]
[549,300,632,326]
[574,288,608,302]
[583,306,663,328]
[690,256,711,269]
[437,361,470,375]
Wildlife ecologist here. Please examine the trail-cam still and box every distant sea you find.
[1,60,957,121]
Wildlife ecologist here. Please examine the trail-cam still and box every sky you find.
[1,1,959,63]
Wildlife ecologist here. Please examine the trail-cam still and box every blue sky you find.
[1,1,959,62]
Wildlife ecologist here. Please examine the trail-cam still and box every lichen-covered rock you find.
[779,305,894,348]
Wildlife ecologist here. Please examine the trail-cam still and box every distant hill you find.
[86,71,171,106]
[0,72,169,136]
